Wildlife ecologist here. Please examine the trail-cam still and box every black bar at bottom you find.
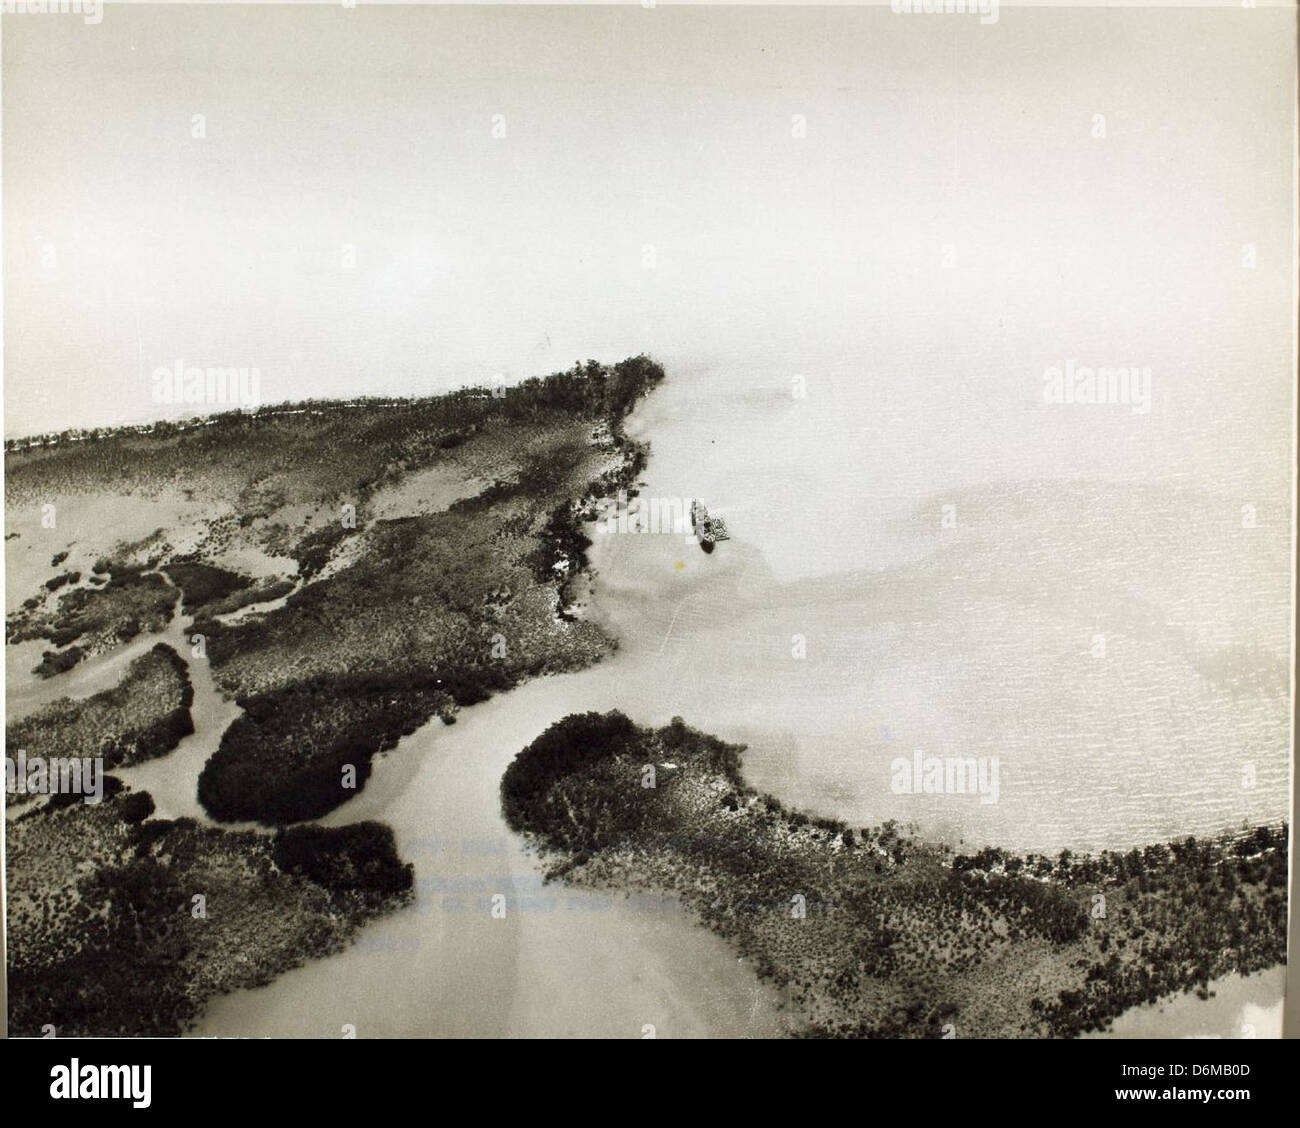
[1,1033,1290,1114]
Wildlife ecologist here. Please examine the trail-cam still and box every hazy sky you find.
[3,3,1295,436]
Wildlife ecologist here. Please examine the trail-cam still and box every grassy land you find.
[163,560,254,615]
[186,357,664,822]
[502,711,1289,1038]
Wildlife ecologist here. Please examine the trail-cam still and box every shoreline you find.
[1082,967,1285,1040]
[6,363,1290,1038]
[197,377,1291,1038]
[500,712,1289,1038]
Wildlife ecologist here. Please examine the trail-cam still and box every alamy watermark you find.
[891,751,1000,805]
[891,0,998,27]
[50,1060,150,1109]
[1042,361,1151,415]
[151,360,261,412]
[594,491,730,547]
[6,751,104,804]
[1,0,102,25]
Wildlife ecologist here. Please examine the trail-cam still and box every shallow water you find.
[1081,967,1284,1040]
[579,362,1292,856]
[112,611,246,825]
[195,662,791,1038]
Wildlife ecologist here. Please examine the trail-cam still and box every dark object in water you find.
[691,500,730,554]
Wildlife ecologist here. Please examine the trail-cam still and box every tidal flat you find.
[5,357,670,1034]
[4,354,1290,1038]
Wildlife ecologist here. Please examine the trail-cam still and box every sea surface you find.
[594,343,1292,856]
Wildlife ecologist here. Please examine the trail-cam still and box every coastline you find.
[10,360,789,1037]
[189,371,790,1036]
[6,364,1289,1038]
[499,711,1289,1038]
[198,375,1290,1038]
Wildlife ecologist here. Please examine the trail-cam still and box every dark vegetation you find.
[8,566,177,657]
[7,643,194,807]
[44,570,79,592]
[272,822,413,895]
[187,356,664,822]
[502,712,1290,1039]
[527,503,595,619]
[7,355,665,823]
[4,356,664,480]
[6,786,412,1036]
[200,576,296,617]
[958,828,1291,1037]
[163,560,253,615]
[293,521,355,580]
[3,357,667,1031]
[197,672,459,823]
[31,646,85,679]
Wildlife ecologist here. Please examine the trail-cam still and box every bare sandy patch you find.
[367,464,487,522]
